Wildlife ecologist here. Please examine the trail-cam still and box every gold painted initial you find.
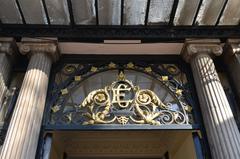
[112,84,132,108]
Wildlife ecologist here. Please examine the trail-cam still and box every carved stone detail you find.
[0,38,17,55]
[0,39,54,159]
[223,39,240,123]
[0,38,16,122]
[181,40,240,159]
[0,53,52,159]
[19,38,59,62]
[223,39,240,57]
[181,40,223,63]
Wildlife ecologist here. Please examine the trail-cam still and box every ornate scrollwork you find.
[49,62,194,127]
[81,88,115,125]
[78,72,189,125]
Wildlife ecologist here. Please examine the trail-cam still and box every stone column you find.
[223,39,240,102]
[182,40,240,159]
[0,38,59,159]
[0,38,16,122]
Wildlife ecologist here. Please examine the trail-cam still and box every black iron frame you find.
[1,25,240,42]
[36,55,211,159]
[42,55,200,129]
[0,0,239,42]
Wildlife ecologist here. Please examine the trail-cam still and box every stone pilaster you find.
[0,38,16,122]
[182,40,240,159]
[223,39,240,103]
[0,38,59,159]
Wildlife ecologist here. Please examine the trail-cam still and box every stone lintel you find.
[0,37,17,55]
[19,37,60,62]
[181,39,223,63]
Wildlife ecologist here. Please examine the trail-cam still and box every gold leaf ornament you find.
[117,116,129,125]
[90,66,98,72]
[108,62,116,68]
[118,71,126,81]
[61,88,68,95]
[51,105,60,113]
[184,105,192,112]
[127,62,134,69]
[144,67,152,73]
[74,75,81,81]
[160,76,169,81]
[176,89,183,95]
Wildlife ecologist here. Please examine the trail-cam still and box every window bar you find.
[168,0,179,25]
[215,0,228,26]
[192,0,203,25]
[144,0,151,25]
[95,0,99,25]
[120,0,124,26]
[67,0,75,26]
[42,0,51,25]
[15,0,26,24]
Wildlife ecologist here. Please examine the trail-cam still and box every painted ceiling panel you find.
[195,0,226,25]
[71,0,96,25]
[148,0,174,25]
[219,0,240,25]
[0,0,238,26]
[0,0,22,24]
[174,0,200,25]
[18,0,48,24]
[45,0,70,25]
[98,0,121,25]
[123,0,147,25]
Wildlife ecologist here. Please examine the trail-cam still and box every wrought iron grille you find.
[45,61,196,129]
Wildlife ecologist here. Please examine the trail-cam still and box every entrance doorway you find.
[48,131,197,159]
[41,60,205,159]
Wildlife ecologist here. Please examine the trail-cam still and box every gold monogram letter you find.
[112,83,133,108]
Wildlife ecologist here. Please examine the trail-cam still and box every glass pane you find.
[219,0,240,25]
[195,0,226,25]
[98,0,121,25]
[123,0,147,25]
[45,0,70,25]
[71,0,96,25]
[174,0,201,25]
[148,0,174,25]
[0,0,22,24]
[18,0,47,24]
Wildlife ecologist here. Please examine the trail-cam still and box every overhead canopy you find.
[0,0,240,42]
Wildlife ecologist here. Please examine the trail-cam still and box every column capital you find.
[0,38,17,56]
[19,38,60,62]
[224,39,240,56]
[181,39,223,63]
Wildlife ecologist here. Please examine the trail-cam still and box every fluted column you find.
[0,38,16,122]
[224,39,240,103]
[182,40,240,159]
[0,38,59,159]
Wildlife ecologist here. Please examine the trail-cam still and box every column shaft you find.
[190,53,240,159]
[0,53,11,117]
[0,38,16,121]
[0,53,52,159]
[224,41,240,105]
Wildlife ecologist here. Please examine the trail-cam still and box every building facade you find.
[0,38,239,159]
[0,1,240,159]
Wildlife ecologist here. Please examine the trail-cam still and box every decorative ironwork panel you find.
[46,62,195,128]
